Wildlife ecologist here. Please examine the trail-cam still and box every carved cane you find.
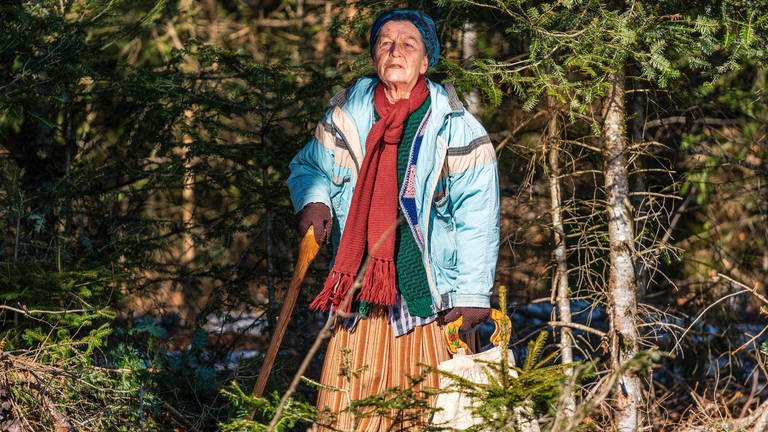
[252,226,321,398]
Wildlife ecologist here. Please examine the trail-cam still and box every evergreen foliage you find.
[219,331,580,431]
[1,0,336,428]
[1,0,767,430]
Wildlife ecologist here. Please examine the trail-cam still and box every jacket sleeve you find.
[445,115,500,308]
[287,112,335,213]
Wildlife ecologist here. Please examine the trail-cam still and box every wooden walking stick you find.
[251,226,321,398]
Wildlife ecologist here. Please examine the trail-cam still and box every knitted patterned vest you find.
[394,97,433,317]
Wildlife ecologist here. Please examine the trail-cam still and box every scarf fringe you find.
[357,258,397,306]
[310,272,354,311]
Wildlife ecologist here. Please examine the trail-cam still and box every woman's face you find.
[373,20,428,93]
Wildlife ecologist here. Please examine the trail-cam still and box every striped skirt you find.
[314,306,451,431]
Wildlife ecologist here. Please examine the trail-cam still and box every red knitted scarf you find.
[310,76,429,312]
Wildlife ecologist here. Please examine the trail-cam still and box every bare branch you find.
[547,321,607,338]
[672,289,751,354]
[716,273,768,306]
[0,305,104,317]
[645,116,741,128]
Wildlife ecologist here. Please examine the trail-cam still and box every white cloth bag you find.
[431,311,541,431]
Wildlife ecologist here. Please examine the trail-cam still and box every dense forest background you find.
[1,0,767,430]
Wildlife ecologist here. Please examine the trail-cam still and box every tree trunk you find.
[461,22,481,116]
[314,2,331,54]
[260,55,276,331]
[603,69,643,431]
[334,3,356,57]
[181,108,196,266]
[545,101,575,416]
[629,93,649,299]
[167,3,197,269]
[205,0,218,44]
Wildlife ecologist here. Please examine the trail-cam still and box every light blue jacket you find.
[287,76,499,311]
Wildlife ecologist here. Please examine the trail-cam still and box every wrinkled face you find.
[373,20,429,91]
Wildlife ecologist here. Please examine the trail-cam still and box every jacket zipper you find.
[421,115,452,311]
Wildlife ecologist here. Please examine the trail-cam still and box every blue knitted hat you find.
[370,9,440,68]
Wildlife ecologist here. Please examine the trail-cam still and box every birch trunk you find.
[603,70,643,431]
[545,103,575,416]
[461,22,481,115]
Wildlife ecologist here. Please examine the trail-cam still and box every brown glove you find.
[443,307,491,331]
[294,202,332,245]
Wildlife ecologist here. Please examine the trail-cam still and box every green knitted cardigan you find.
[373,97,434,317]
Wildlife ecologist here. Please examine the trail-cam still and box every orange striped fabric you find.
[314,306,451,431]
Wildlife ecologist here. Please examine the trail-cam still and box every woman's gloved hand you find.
[294,202,332,245]
[443,307,491,331]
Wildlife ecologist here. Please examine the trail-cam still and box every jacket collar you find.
[330,76,464,120]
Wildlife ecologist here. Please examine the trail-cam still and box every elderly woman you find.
[287,9,499,430]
